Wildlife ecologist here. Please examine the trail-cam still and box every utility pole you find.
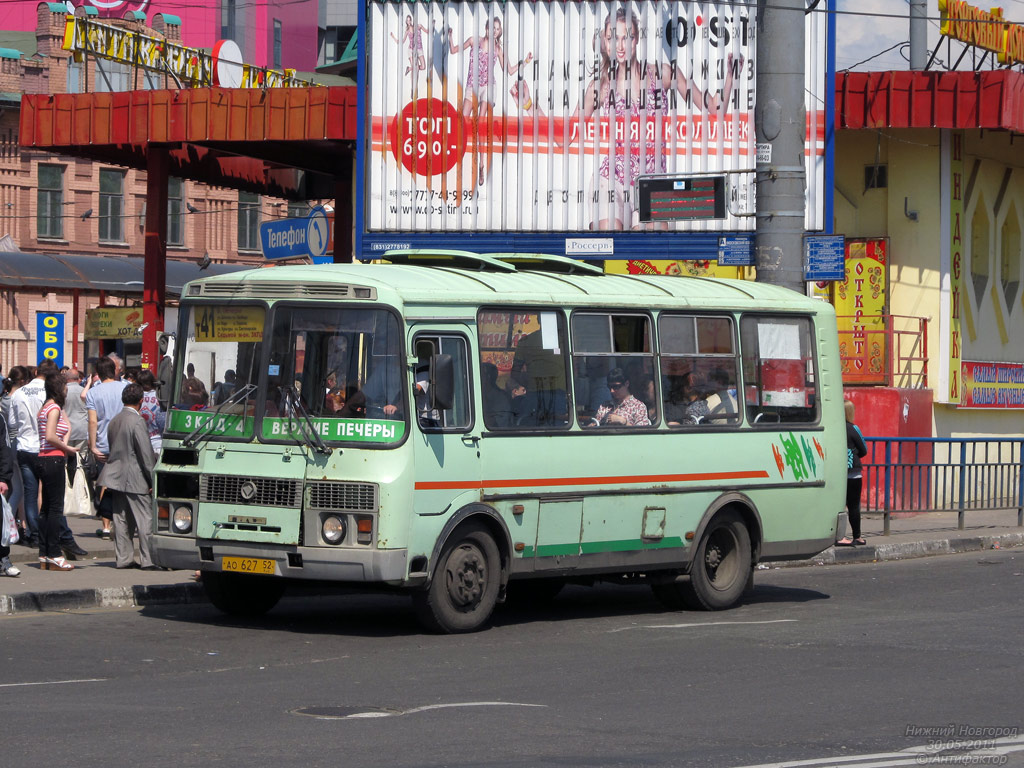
[754,0,807,294]
[910,0,928,70]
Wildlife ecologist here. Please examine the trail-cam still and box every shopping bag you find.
[1,494,18,547]
[64,465,94,517]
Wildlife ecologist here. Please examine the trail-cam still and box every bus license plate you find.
[221,556,275,575]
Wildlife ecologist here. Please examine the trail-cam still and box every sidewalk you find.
[2,508,1023,616]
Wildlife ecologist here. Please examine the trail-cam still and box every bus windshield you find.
[168,304,407,445]
[167,304,265,439]
[262,306,406,444]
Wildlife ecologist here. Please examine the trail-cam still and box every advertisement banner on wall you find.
[85,307,144,340]
[960,361,1024,408]
[834,238,887,386]
[603,258,746,279]
[364,0,829,240]
[36,312,64,368]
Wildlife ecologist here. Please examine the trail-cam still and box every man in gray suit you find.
[98,384,157,570]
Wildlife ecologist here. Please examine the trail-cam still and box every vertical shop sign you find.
[948,131,964,403]
[36,312,64,368]
[835,239,887,385]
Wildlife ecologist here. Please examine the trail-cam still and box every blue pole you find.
[958,440,967,530]
[884,439,892,535]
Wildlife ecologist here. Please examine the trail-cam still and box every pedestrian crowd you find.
[0,353,164,576]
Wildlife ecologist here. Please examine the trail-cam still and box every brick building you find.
[0,4,330,369]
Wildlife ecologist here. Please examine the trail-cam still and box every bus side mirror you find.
[431,354,454,410]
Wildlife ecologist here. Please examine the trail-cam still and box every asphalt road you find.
[3,551,1023,768]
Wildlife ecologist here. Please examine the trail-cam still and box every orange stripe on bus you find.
[414,470,770,491]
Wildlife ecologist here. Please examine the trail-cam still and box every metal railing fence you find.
[836,314,929,389]
[861,437,1024,534]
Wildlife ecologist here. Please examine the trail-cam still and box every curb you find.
[765,531,1024,568]
[4,532,1023,615]
[0,582,207,616]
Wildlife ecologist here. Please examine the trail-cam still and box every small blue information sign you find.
[804,235,846,281]
[36,312,64,368]
[260,218,310,260]
[260,206,333,262]
[717,235,754,266]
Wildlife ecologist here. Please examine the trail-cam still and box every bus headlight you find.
[321,515,346,545]
[172,505,193,534]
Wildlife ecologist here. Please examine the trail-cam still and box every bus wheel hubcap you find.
[446,544,485,608]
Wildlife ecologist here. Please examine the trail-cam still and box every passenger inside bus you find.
[510,328,568,426]
[664,372,709,425]
[362,339,404,419]
[481,362,513,428]
[634,373,658,424]
[704,367,739,422]
[586,368,651,427]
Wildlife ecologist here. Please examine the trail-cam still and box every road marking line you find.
[730,736,1024,768]
[321,702,547,720]
[610,619,798,633]
[0,678,107,688]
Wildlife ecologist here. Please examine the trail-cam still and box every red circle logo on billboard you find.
[389,99,465,177]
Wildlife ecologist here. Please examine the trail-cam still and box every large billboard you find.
[363,0,830,249]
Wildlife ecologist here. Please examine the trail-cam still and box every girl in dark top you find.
[837,400,868,546]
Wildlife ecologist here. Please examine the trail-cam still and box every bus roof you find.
[183,258,827,313]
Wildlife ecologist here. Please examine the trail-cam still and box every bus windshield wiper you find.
[281,386,332,455]
[182,383,257,447]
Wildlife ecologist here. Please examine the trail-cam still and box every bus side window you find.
[414,334,473,431]
[659,314,740,427]
[572,312,656,428]
[740,315,818,424]
[476,309,571,430]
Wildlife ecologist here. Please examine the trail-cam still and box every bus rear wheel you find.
[202,572,286,617]
[651,511,751,611]
[683,510,751,610]
[413,523,500,633]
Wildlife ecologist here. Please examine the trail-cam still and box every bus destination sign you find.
[638,176,727,223]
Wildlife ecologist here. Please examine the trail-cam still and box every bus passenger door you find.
[410,331,481,516]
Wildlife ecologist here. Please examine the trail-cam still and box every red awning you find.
[836,70,1024,132]
[20,86,358,199]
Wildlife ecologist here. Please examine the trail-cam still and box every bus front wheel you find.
[202,572,286,617]
[413,523,500,633]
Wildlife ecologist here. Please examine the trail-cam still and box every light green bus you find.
[153,250,846,632]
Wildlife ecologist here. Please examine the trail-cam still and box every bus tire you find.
[680,510,752,611]
[413,523,500,634]
[202,572,285,617]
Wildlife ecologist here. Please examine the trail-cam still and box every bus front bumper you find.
[152,534,410,584]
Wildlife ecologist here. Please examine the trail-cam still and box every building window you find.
[143,70,163,90]
[168,177,184,246]
[37,164,64,239]
[970,196,991,309]
[95,59,130,92]
[221,0,236,40]
[238,191,261,251]
[99,169,125,243]
[273,20,283,69]
[67,62,83,94]
[864,164,888,190]
[287,200,309,219]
